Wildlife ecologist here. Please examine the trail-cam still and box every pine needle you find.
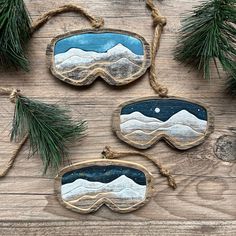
[174,0,236,94]
[0,0,31,71]
[10,96,87,173]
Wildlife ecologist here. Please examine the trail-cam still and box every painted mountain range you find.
[62,175,146,201]
[60,165,147,210]
[119,99,208,147]
[53,32,146,81]
[55,44,144,80]
[120,110,207,142]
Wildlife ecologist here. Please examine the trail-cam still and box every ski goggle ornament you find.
[112,97,214,150]
[44,1,167,94]
[47,29,151,86]
[55,146,176,214]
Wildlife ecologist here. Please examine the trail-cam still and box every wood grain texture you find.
[0,0,236,235]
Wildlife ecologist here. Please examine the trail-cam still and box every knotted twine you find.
[102,146,177,189]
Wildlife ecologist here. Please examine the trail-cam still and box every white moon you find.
[155,107,160,113]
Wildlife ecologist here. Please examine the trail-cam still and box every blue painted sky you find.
[55,32,144,55]
[62,165,146,185]
[121,99,207,121]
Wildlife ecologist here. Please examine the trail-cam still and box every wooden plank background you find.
[0,0,235,235]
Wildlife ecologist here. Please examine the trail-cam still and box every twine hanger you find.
[102,146,177,189]
[31,4,104,33]
[146,0,169,97]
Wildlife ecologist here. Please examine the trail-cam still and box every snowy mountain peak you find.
[108,43,133,53]
[55,43,144,71]
[166,109,206,125]
[121,111,163,123]
[61,174,146,201]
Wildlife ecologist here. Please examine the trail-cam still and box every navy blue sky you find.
[62,165,146,186]
[121,99,207,121]
[54,32,144,55]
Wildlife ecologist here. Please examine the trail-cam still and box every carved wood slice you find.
[55,159,153,214]
[112,96,214,150]
[47,29,151,86]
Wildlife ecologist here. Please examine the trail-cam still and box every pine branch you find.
[0,0,31,71]
[174,0,236,94]
[11,96,87,173]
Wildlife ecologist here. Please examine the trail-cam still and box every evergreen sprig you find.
[0,0,31,71]
[174,0,236,94]
[11,96,87,173]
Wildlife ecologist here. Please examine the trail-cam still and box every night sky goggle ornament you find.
[112,97,214,150]
[55,146,176,214]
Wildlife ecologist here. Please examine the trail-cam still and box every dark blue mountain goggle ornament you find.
[112,97,214,150]
[55,147,177,214]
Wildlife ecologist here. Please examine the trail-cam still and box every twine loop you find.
[0,87,20,103]
[145,0,169,97]
[102,146,177,189]
[31,4,104,33]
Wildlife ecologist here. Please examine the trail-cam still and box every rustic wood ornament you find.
[54,146,176,214]
[47,29,151,86]
[112,97,214,150]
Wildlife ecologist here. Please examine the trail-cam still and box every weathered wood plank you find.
[0,221,236,236]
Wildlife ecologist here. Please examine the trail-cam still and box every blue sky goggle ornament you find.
[46,1,167,94]
[47,29,151,87]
